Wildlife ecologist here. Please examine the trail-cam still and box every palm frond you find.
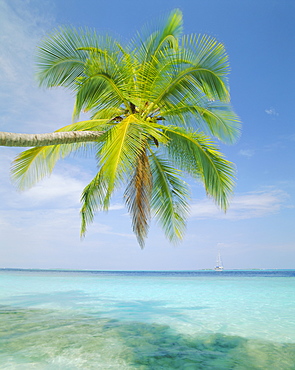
[149,152,190,243]
[11,143,86,190]
[162,101,241,144]
[124,150,152,248]
[80,170,109,237]
[36,27,122,90]
[36,27,89,89]
[73,74,128,120]
[181,34,229,78]
[11,119,107,190]
[195,102,241,144]
[57,119,110,131]
[160,125,235,209]
[148,64,229,116]
[72,47,135,119]
[143,33,231,119]
[97,115,147,204]
[129,9,183,62]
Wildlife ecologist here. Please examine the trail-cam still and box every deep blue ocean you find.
[0,269,294,369]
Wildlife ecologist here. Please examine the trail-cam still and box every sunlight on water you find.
[1,306,295,369]
[0,270,295,369]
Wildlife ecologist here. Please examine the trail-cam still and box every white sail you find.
[214,251,223,271]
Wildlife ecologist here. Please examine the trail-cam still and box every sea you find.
[0,269,294,369]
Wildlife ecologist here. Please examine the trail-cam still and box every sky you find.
[0,0,294,270]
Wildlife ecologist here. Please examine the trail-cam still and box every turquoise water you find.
[0,270,295,369]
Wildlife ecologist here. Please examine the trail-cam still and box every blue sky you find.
[0,0,294,270]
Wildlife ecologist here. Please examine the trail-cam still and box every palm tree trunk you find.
[0,131,103,147]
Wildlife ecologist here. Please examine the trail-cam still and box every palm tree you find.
[1,9,241,247]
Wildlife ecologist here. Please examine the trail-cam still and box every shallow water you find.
[0,269,295,369]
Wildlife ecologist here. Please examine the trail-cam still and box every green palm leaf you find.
[163,101,241,144]
[149,152,190,243]
[181,33,230,78]
[129,9,183,62]
[36,27,121,90]
[11,144,74,190]
[80,170,109,236]
[11,119,107,190]
[161,125,235,209]
[97,115,147,204]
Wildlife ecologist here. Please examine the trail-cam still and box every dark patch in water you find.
[0,305,294,369]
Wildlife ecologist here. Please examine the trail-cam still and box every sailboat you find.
[214,251,224,271]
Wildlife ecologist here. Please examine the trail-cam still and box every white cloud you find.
[108,203,125,211]
[0,153,87,209]
[190,189,289,220]
[23,174,84,206]
[238,149,255,158]
[1,163,125,211]
[0,0,75,134]
[265,107,278,116]
[86,220,135,239]
[279,133,295,142]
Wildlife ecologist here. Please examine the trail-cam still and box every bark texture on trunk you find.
[0,131,103,147]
